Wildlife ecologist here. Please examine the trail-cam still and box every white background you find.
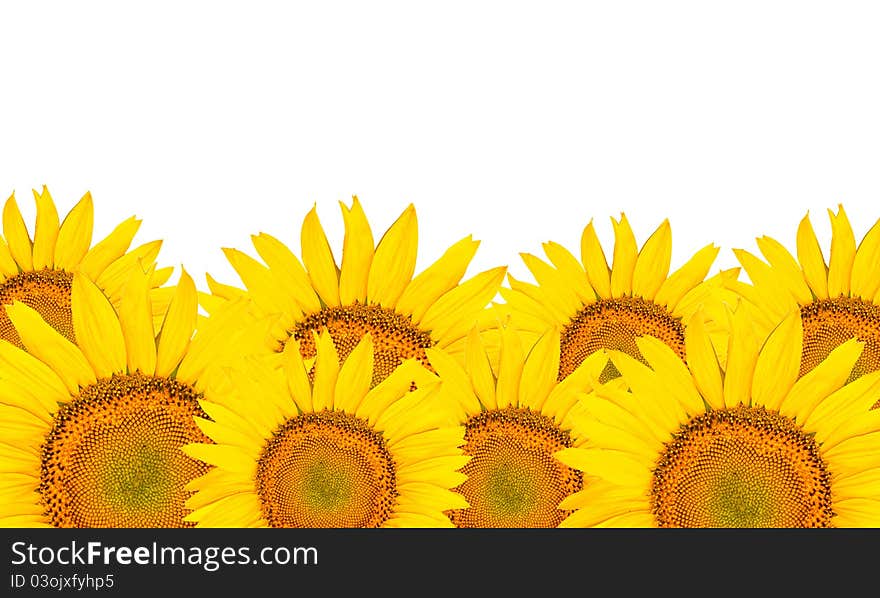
[1,2,879,289]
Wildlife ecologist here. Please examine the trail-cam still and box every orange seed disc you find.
[0,269,74,348]
[800,298,880,404]
[40,373,210,528]
[289,303,434,387]
[256,410,397,528]
[559,297,685,382]
[651,405,833,528]
[448,407,582,528]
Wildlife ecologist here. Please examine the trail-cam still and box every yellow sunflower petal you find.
[424,346,481,418]
[282,339,313,413]
[155,269,198,377]
[53,192,94,270]
[3,194,33,270]
[397,236,480,324]
[826,206,856,298]
[31,187,60,270]
[5,302,95,393]
[610,213,637,297]
[301,205,340,307]
[251,232,322,314]
[635,335,704,416]
[419,266,507,346]
[581,219,611,299]
[465,327,496,409]
[555,447,650,487]
[366,204,417,308]
[632,219,672,301]
[796,212,829,299]
[334,335,374,414]
[118,268,157,375]
[311,331,339,411]
[518,328,561,411]
[0,239,18,278]
[722,306,759,408]
[755,235,814,305]
[780,338,863,424]
[684,312,724,410]
[78,216,141,280]
[750,310,802,411]
[71,273,126,378]
[494,326,523,409]
[543,240,593,303]
[851,217,880,300]
[338,196,375,305]
[0,344,68,416]
[653,244,719,310]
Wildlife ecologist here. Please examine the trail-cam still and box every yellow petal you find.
[610,213,637,297]
[826,205,856,297]
[6,302,95,393]
[750,310,802,411]
[796,212,828,299]
[494,326,523,408]
[366,204,417,308]
[654,244,719,310]
[3,194,33,270]
[223,247,296,316]
[780,338,863,424]
[635,335,704,416]
[118,268,157,375]
[334,335,374,413]
[419,267,507,345]
[0,239,18,278]
[520,253,582,319]
[755,235,813,305]
[465,327,496,409]
[31,187,59,270]
[581,219,611,298]
[684,312,724,410]
[155,269,198,377]
[301,205,340,307]
[0,343,69,416]
[53,192,94,269]
[338,196,375,305]
[71,273,126,378]
[281,339,313,413]
[397,236,480,324]
[543,241,592,303]
[251,232,322,314]
[851,218,880,300]
[722,306,759,408]
[555,447,649,487]
[632,219,672,300]
[518,328,560,411]
[311,332,339,411]
[78,216,141,280]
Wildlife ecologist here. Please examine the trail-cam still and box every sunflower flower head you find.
[732,205,880,403]
[0,267,251,527]
[426,325,609,527]
[0,187,172,347]
[501,213,735,384]
[557,306,880,527]
[211,197,507,386]
[183,333,468,527]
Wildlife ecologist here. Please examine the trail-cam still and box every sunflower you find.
[1,187,172,346]
[425,324,608,527]
[731,206,880,405]
[210,197,506,386]
[500,214,735,384]
[0,268,256,528]
[556,308,880,527]
[182,333,468,528]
